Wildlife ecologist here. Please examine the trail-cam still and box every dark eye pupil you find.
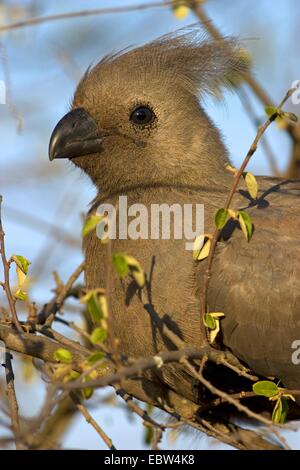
[130,106,154,125]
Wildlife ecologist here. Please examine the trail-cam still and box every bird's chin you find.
[68,152,102,170]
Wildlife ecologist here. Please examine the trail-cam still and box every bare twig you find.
[238,87,280,176]
[0,1,179,33]
[2,349,21,449]
[70,392,116,450]
[0,196,22,332]
[37,261,85,325]
[116,388,169,431]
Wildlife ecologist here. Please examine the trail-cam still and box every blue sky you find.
[0,0,299,450]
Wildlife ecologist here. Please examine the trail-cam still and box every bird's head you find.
[49,28,248,193]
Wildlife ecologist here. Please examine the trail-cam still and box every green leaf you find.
[82,376,94,400]
[53,348,73,364]
[12,255,31,274]
[276,397,289,424]
[90,327,107,345]
[265,106,280,118]
[12,255,31,289]
[82,387,94,400]
[83,293,102,321]
[253,380,279,398]
[244,172,258,199]
[82,214,104,238]
[81,290,108,322]
[144,425,154,445]
[112,253,145,287]
[88,352,105,364]
[193,235,211,262]
[203,314,217,330]
[125,255,145,288]
[112,253,130,278]
[14,289,28,301]
[215,208,229,229]
[282,112,298,123]
[272,398,283,424]
[67,370,81,381]
[238,211,253,241]
[86,294,102,322]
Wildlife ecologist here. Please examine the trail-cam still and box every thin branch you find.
[0,196,22,332]
[238,87,280,176]
[0,322,90,368]
[37,261,85,325]
[2,349,21,449]
[0,1,177,33]
[70,392,116,450]
[116,388,169,431]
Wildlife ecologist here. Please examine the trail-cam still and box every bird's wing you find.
[196,178,300,389]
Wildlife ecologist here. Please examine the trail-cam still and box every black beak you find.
[49,108,104,161]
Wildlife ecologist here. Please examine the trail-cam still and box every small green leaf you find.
[81,290,107,322]
[82,376,94,400]
[88,352,105,364]
[112,253,145,287]
[82,214,104,238]
[144,425,154,445]
[14,289,28,301]
[203,312,225,343]
[238,211,253,241]
[282,112,298,123]
[244,172,258,199]
[82,387,94,400]
[12,255,31,289]
[53,348,73,364]
[112,253,130,278]
[215,208,229,229]
[86,294,102,322]
[193,235,211,261]
[66,370,81,382]
[124,255,145,288]
[272,398,283,424]
[265,106,280,118]
[12,255,31,274]
[203,314,217,330]
[90,327,107,345]
[276,397,289,424]
[253,380,279,398]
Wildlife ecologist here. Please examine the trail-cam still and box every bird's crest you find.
[91,25,250,99]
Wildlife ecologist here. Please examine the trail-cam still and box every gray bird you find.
[49,29,300,419]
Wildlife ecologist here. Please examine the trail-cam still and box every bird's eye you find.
[130,106,155,126]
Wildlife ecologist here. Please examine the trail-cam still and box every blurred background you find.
[0,0,299,450]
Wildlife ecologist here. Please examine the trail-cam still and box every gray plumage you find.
[49,28,300,417]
